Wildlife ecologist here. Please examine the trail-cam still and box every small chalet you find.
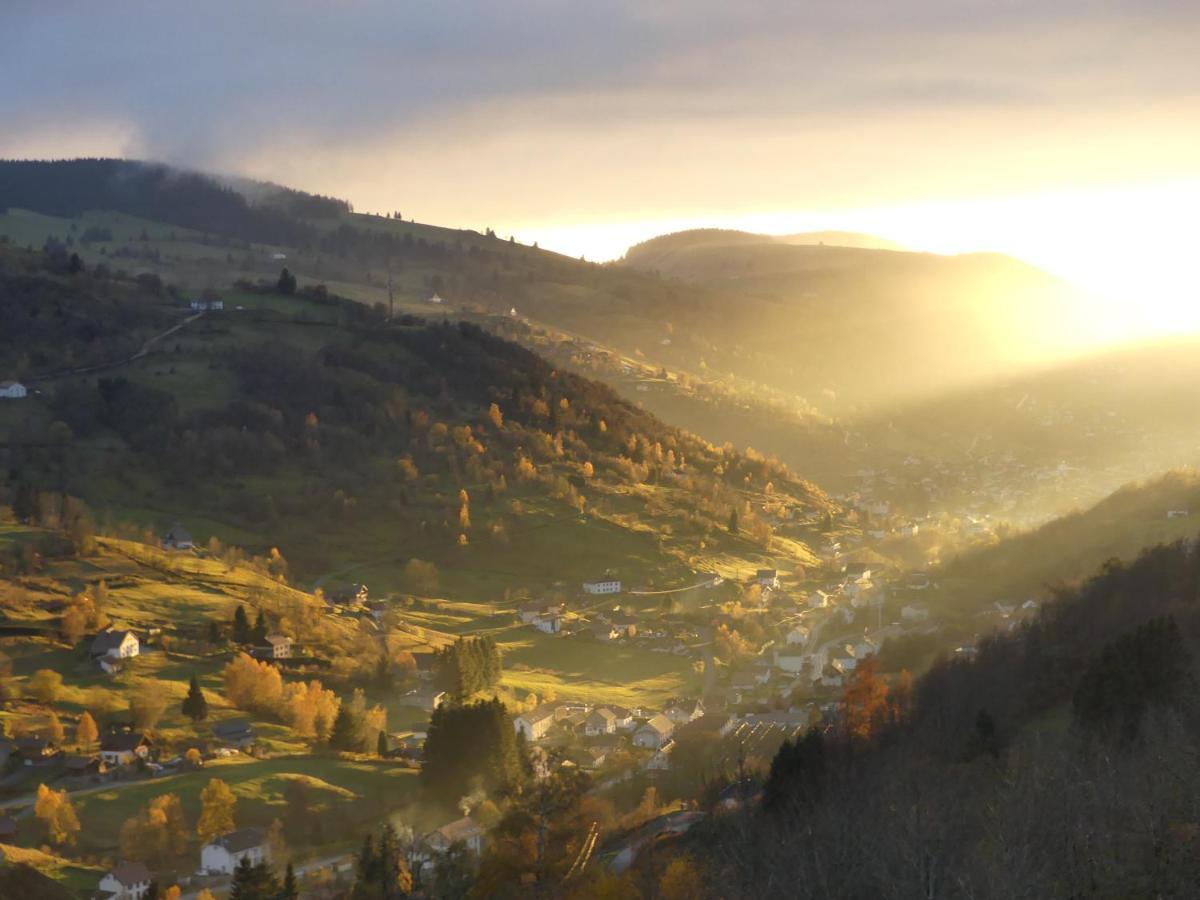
[427,817,484,855]
[100,732,151,767]
[609,611,638,638]
[633,714,675,750]
[532,613,562,634]
[201,827,269,875]
[514,705,557,742]
[0,380,28,399]
[98,861,153,899]
[328,583,369,605]
[607,705,635,730]
[212,718,256,748]
[161,523,194,550]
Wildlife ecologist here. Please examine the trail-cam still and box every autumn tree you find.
[223,652,284,714]
[29,668,63,703]
[34,783,80,845]
[487,402,504,429]
[197,778,237,843]
[120,793,189,868]
[130,679,169,729]
[76,711,99,751]
[840,656,890,742]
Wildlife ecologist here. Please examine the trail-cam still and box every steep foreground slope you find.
[686,538,1200,898]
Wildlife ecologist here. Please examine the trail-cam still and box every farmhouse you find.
[514,705,557,742]
[584,708,617,736]
[0,380,27,399]
[633,714,676,749]
[427,817,485,855]
[664,699,704,725]
[98,861,153,899]
[582,576,622,595]
[14,735,59,765]
[532,613,562,634]
[259,633,294,659]
[189,298,224,311]
[90,629,140,663]
[200,827,270,875]
[100,732,151,767]
[756,569,780,589]
[161,523,194,550]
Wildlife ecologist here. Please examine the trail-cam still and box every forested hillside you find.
[0,241,830,593]
[689,538,1200,897]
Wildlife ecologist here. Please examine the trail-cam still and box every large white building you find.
[582,576,621,595]
[0,381,27,399]
[200,828,269,875]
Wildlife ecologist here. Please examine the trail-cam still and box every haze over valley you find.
[3,3,1200,898]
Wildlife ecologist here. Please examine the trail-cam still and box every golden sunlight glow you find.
[517,179,1200,344]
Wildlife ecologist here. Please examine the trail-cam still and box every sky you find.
[3,1,1200,329]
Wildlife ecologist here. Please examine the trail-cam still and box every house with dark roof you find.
[98,861,153,899]
[211,718,256,748]
[200,827,269,875]
[633,715,676,750]
[161,523,193,550]
[90,629,139,663]
[100,732,151,767]
[427,817,485,855]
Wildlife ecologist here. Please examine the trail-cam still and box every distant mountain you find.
[778,230,907,251]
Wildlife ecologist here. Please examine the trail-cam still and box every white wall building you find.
[200,828,269,875]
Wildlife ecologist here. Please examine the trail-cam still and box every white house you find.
[189,298,224,311]
[261,634,294,659]
[200,828,269,875]
[1168,509,1190,520]
[756,569,780,589]
[514,705,557,742]
[98,862,153,899]
[427,817,484,855]
[633,715,675,749]
[428,293,444,305]
[90,629,139,662]
[100,732,151,767]
[583,576,621,595]
[0,381,27,399]
[532,614,562,634]
[663,699,704,725]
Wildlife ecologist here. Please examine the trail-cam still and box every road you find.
[26,311,205,383]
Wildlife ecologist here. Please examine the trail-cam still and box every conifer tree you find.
[182,673,209,722]
[232,605,250,644]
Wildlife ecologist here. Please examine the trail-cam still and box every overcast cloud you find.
[3,1,1199,243]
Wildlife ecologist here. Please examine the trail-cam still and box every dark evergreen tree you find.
[182,672,209,721]
[233,605,251,644]
[728,508,739,534]
[251,609,269,645]
[377,730,389,757]
[229,856,280,900]
[329,705,361,751]
[278,862,298,900]
[421,698,524,808]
